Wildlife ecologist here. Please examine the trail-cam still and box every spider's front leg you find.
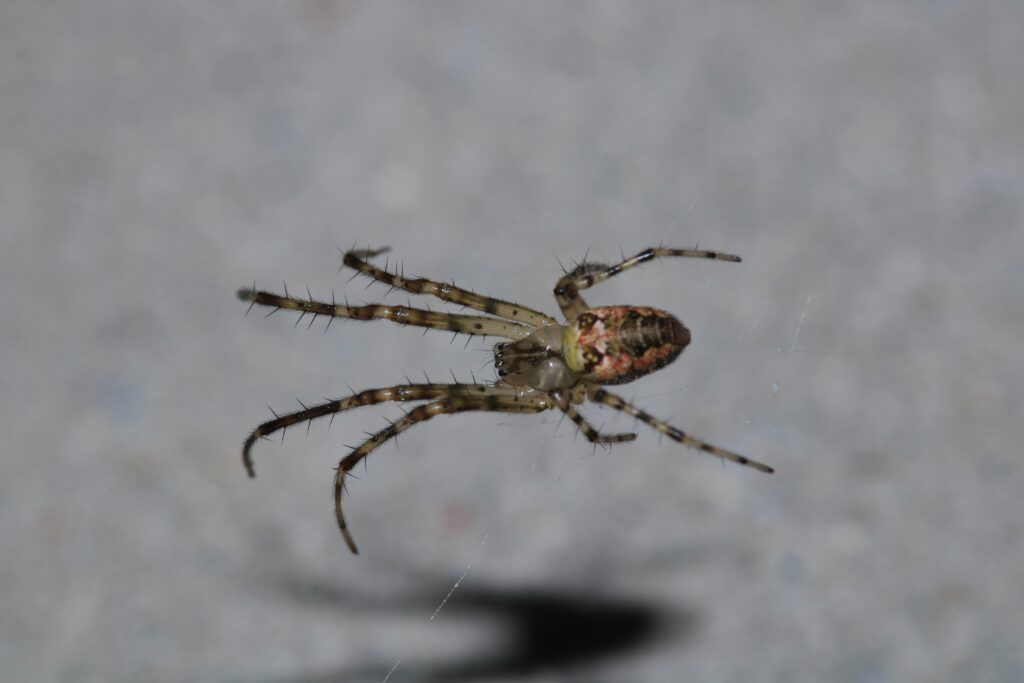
[553,246,742,320]
[238,287,532,339]
[342,247,558,327]
[241,383,506,477]
[334,388,554,554]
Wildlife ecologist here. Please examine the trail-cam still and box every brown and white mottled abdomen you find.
[562,306,691,385]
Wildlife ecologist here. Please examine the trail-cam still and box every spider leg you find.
[334,389,554,554]
[553,246,742,320]
[241,383,507,477]
[551,391,636,444]
[238,288,532,339]
[588,387,774,473]
[343,247,558,328]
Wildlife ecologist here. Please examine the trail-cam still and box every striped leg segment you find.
[241,383,503,477]
[552,393,636,444]
[589,387,773,473]
[238,288,532,339]
[344,247,558,327]
[553,246,742,320]
[334,389,554,554]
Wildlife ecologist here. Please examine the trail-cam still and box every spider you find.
[238,245,773,553]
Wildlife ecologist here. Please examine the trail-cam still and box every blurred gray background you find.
[3,2,1022,682]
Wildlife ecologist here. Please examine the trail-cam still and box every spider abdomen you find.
[563,306,690,385]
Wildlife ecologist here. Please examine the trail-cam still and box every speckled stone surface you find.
[3,2,1022,681]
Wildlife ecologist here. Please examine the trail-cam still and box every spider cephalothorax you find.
[239,246,773,553]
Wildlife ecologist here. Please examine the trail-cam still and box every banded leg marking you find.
[344,247,558,327]
[553,246,742,320]
[552,393,637,445]
[241,383,502,477]
[335,390,553,554]
[238,288,532,339]
[589,387,773,473]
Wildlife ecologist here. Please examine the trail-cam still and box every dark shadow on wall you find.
[244,576,694,682]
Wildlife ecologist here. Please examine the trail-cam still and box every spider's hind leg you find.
[588,387,773,473]
[553,246,742,320]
